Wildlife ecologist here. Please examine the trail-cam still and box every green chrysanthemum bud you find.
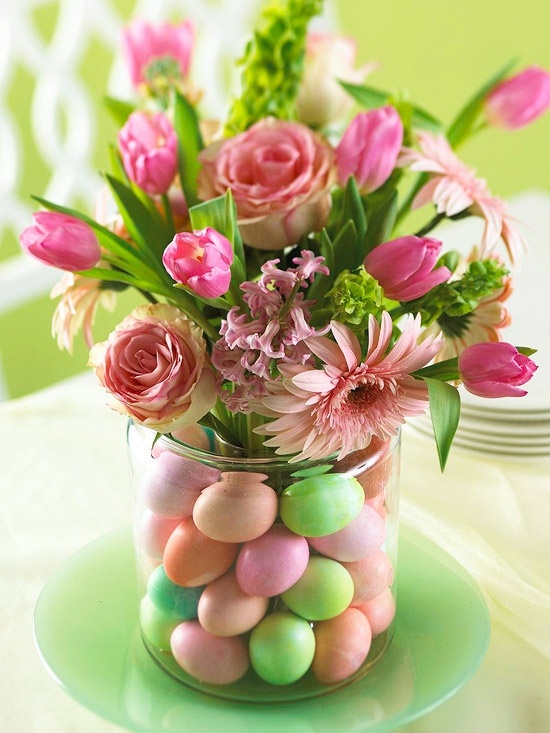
[327,267,384,330]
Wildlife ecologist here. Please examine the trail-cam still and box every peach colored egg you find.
[344,549,394,605]
[336,437,392,499]
[355,587,396,636]
[312,607,372,684]
[163,517,239,587]
[308,503,385,562]
[171,424,213,450]
[192,471,278,543]
[236,524,310,597]
[171,621,250,684]
[137,509,182,561]
[141,451,220,517]
[364,491,387,519]
[198,570,269,636]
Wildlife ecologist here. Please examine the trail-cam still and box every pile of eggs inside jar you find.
[135,427,396,688]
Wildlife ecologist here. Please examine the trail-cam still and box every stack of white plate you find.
[409,191,550,459]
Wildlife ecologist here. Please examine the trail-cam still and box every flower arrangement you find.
[20,0,545,470]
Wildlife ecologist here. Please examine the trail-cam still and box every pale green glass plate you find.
[33,527,490,733]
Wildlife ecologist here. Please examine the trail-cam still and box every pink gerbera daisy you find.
[398,131,526,265]
[253,312,443,461]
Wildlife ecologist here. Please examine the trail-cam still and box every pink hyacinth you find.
[162,228,233,299]
[118,111,178,196]
[20,212,101,272]
[484,66,550,130]
[364,235,451,301]
[253,312,443,461]
[336,106,403,193]
[398,131,526,265]
[458,342,537,398]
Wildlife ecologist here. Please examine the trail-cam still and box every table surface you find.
[1,373,549,733]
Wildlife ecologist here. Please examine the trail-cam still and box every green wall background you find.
[1,0,549,399]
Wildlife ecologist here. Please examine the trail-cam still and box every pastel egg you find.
[336,437,393,499]
[280,474,364,537]
[141,451,220,517]
[147,565,203,619]
[308,503,385,562]
[171,424,213,451]
[137,509,182,561]
[193,471,278,543]
[249,612,315,685]
[163,517,239,587]
[344,549,394,605]
[171,621,250,684]
[140,596,181,651]
[312,607,372,684]
[355,587,396,636]
[236,524,310,597]
[198,570,269,636]
[281,556,354,621]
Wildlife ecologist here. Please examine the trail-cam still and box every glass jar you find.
[127,421,400,702]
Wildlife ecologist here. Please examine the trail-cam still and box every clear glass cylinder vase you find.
[127,421,401,702]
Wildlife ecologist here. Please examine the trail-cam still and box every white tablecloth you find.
[0,374,549,732]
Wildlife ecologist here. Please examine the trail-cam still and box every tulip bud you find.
[336,106,404,193]
[118,111,179,196]
[484,66,550,130]
[458,342,537,398]
[364,236,451,302]
[20,212,101,272]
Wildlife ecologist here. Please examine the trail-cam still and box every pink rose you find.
[162,227,233,299]
[336,106,403,193]
[118,111,178,196]
[198,118,335,250]
[484,66,550,130]
[89,304,217,432]
[296,33,375,128]
[364,236,451,301]
[458,342,537,398]
[121,18,195,88]
[20,212,101,271]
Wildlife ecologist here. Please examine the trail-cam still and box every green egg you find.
[279,473,364,537]
[249,612,315,685]
[140,596,180,651]
[147,565,204,619]
[281,556,354,620]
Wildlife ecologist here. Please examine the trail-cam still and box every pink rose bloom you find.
[336,106,403,193]
[121,18,195,88]
[484,66,550,130]
[198,118,335,250]
[20,212,101,272]
[118,111,178,196]
[364,235,451,301]
[89,304,217,432]
[162,227,233,299]
[458,342,537,398]
[296,33,376,128]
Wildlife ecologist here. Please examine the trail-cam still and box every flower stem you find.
[414,212,446,237]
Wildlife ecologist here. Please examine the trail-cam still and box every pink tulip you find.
[162,227,234,299]
[122,18,195,88]
[458,342,537,398]
[20,212,101,271]
[118,111,178,196]
[336,106,403,193]
[364,236,451,301]
[484,66,550,130]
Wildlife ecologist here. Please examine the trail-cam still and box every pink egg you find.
[193,471,278,543]
[312,607,372,684]
[198,570,269,636]
[236,524,310,597]
[163,517,239,587]
[171,621,250,684]
[171,424,213,450]
[336,437,392,499]
[344,549,394,605]
[308,503,385,562]
[141,451,220,517]
[355,587,396,636]
[137,509,182,561]
[364,491,387,519]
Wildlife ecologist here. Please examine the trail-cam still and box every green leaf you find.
[332,220,360,273]
[423,378,461,471]
[308,228,335,301]
[103,95,135,126]
[339,81,389,109]
[411,104,444,134]
[516,346,537,357]
[413,357,460,382]
[363,189,398,255]
[447,58,518,148]
[173,91,203,207]
[339,176,367,242]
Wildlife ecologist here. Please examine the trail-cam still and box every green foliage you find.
[423,378,461,470]
[173,91,203,207]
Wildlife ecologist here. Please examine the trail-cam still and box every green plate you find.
[33,527,490,733]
